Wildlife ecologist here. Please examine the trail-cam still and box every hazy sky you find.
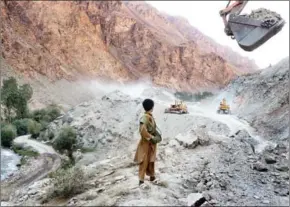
[147,1,289,69]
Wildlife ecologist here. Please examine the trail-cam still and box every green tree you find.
[1,77,18,122]
[13,119,34,136]
[1,124,17,147]
[1,77,33,121]
[14,94,29,119]
[53,127,77,164]
[20,84,33,101]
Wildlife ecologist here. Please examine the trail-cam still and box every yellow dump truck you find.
[217,98,231,114]
[165,100,188,114]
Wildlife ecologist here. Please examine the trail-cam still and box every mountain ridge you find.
[1,1,258,92]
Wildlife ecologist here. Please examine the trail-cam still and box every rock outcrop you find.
[1,1,257,92]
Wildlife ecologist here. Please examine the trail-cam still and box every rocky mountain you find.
[165,15,258,74]
[1,1,257,92]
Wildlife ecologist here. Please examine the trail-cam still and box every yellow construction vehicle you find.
[217,98,231,114]
[165,100,188,114]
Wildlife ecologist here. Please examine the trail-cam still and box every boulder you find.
[62,114,74,124]
[275,165,289,172]
[252,162,268,172]
[201,202,212,207]
[176,132,199,149]
[175,129,211,149]
[187,193,206,206]
[264,154,276,164]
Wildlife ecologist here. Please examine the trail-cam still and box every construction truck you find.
[165,100,188,114]
[217,98,231,114]
[220,1,285,52]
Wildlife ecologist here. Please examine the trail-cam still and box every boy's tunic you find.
[134,112,157,181]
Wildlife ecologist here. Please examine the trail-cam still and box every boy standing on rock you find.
[134,99,161,188]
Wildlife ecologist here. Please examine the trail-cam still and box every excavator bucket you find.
[228,10,285,51]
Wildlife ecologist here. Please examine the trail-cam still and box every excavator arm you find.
[220,0,246,16]
[219,0,285,51]
[220,1,248,37]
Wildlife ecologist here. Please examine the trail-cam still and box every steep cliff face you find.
[165,15,258,74]
[1,1,133,82]
[1,1,257,91]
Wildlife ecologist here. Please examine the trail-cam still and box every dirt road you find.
[1,135,61,203]
[13,135,56,154]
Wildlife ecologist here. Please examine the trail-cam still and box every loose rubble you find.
[248,8,283,24]
[2,58,289,206]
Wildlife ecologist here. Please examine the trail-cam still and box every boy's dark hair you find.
[142,99,154,111]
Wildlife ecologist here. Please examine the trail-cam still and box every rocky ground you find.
[224,57,289,142]
[1,58,289,206]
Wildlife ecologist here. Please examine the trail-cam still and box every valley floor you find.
[2,89,288,206]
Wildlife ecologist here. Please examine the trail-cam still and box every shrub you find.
[11,139,39,162]
[28,120,42,139]
[12,118,42,138]
[53,126,77,164]
[12,147,39,157]
[32,109,47,122]
[60,159,74,170]
[13,119,34,136]
[46,104,61,121]
[43,114,52,122]
[32,104,61,123]
[1,124,17,147]
[49,166,85,198]
[39,130,55,142]
[39,120,49,131]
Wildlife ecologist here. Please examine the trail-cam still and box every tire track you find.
[1,135,61,203]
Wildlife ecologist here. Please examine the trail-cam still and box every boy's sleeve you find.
[139,116,152,141]
[139,115,148,125]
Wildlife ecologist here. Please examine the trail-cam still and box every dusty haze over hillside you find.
[1,1,258,94]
